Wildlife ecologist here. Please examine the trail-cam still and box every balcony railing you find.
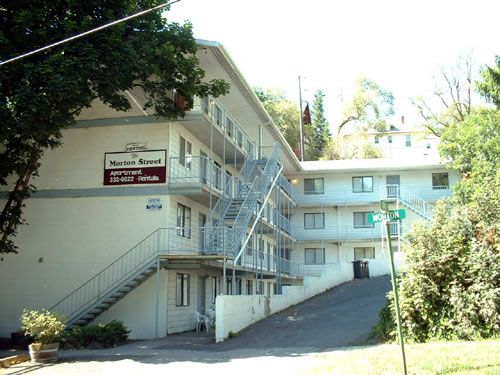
[190,96,256,159]
[294,184,452,207]
[239,247,304,277]
[294,188,379,206]
[292,224,405,241]
[169,155,232,195]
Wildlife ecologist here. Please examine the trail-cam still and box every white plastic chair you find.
[196,312,209,333]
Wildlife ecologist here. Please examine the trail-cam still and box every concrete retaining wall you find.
[215,262,354,342]
[366,251,407,277]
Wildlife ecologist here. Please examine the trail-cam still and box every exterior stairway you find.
[50,230,166,328]
[380,184,434,221]
[204,143,282,257]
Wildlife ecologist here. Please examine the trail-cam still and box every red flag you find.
[303,104,311,125]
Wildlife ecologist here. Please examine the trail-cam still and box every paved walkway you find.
[1,276,391,374]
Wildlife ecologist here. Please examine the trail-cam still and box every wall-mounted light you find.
[291,179,298,184]
[38,257,44,263]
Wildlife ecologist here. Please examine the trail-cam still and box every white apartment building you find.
[0,40,458,342]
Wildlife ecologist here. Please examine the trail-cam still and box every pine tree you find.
[305,90,331,160]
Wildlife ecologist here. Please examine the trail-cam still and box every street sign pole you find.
[384,213,408,375]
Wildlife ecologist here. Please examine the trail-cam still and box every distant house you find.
[342,120,440,159]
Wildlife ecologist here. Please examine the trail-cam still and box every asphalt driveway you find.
[2,276,392,374]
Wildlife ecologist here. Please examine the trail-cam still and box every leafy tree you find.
[375,66,500,342]
[412,54,474,137]
[254,88,300,156]
[336,77,395,139]
[304,90,330,160]
[0,0,229,258]
[477,55,500,108]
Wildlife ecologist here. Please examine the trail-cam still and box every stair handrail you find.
[234,163,284,263]
[229,144,281,254]
[226,174,264,253]
[380,184,434,220]
[206,164,237,228]
[399,186,434,218]
[49,229,161,322]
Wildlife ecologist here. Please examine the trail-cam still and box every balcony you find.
[168,155,233,205]
[294,183,452,208]
[181,96,256,162]
[294,189,379,206]
[293,224,404,242]
[155,228,303,278]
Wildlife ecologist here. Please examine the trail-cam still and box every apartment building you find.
[0,40,457,342]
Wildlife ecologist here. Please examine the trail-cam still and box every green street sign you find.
[368,209,406,224]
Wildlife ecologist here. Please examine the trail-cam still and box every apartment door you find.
[225,170,232,196]
[213,161,222,190]
[198,276,206,313]
[386,175,400,197]
[199,213,207,250]
[200,151,208,184]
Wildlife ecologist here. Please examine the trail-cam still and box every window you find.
[226,117,233,137]
[246,280,253,295]
[212,276,219,303]
[176,273,190,306]
[237,129,243,147]
[374,136,380,144]
[179,136,192,169]
[426,143,431,149]
[352,176,373,193]
[259,238,265,260]
[406,135,411,147]
[176,203,191,238]
[304,178,324,195]
[388,135,393,144]
[246,237,253,256]
[304,213,325,229]
[215,105,222,126]
[305,248,325,265]
[354,247,375,260]
[203,97,210,114]
[432,173,449,189]
[353,212,374,228]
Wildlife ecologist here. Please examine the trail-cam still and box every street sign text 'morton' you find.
[368,209,406,224]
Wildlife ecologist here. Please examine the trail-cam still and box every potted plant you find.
[20,309,66,363]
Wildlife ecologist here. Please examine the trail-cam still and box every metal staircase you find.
[204,143,282,257]
[381,185,434,221]
[50,230,165,328]
[50,143,283,327]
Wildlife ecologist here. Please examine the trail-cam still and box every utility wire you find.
[0,0,181,66]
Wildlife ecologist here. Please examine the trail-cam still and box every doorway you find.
[386,175,400,197]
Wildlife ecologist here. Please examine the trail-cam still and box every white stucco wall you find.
[215,262,354,342]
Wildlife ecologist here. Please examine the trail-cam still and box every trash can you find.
[353,260,370,279]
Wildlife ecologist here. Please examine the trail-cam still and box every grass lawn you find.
[299,340,500,375]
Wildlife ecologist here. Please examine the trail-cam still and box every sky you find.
[167,0,499,130]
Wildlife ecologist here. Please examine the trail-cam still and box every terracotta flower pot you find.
[28,342,59,363]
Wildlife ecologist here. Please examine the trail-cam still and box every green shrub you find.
[63,320,130,348]
[20,309,67,345]
[375,198,500,343]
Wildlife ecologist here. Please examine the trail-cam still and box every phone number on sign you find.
[109,176,135,183]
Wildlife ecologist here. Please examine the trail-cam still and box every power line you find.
[0,0,181,67]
